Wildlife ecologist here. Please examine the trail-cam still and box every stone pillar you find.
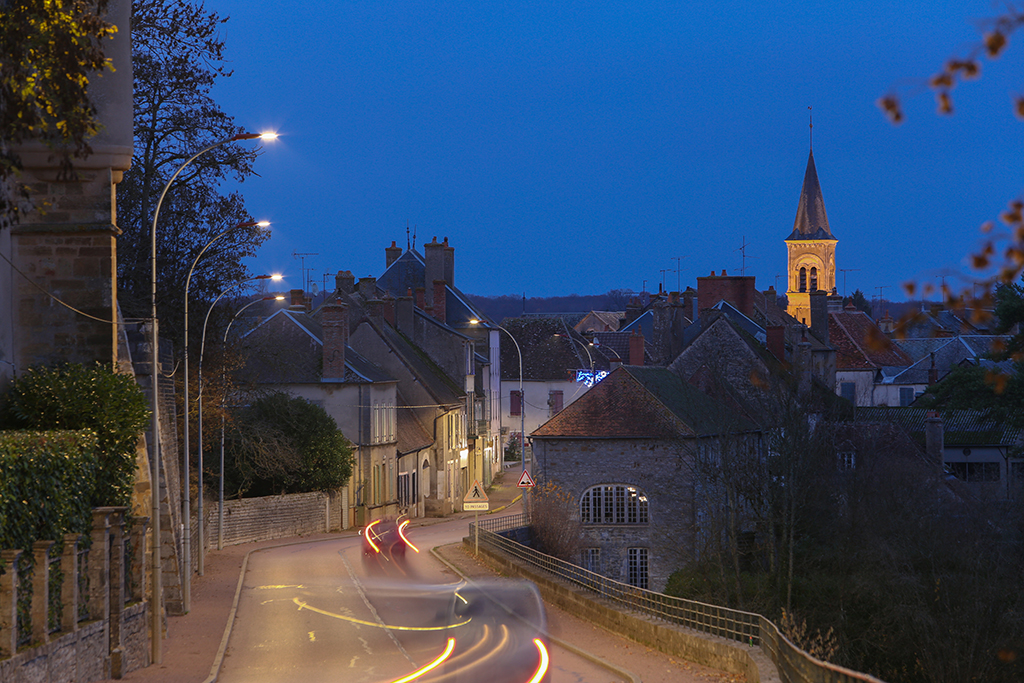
[89,508,112,622]
[0,549,23,658]
[31,540,55,644]
[61,534,82,633]
[109,510,126,678]
[130,517,149,604]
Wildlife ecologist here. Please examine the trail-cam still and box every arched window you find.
[810,267,818,292]
[580,485,649,524]
[799,267,807,292]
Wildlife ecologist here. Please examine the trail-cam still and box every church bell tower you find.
[785,149,837,325]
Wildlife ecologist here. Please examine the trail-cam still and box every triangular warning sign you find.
[464,479,489,502]
[516,470,536,488]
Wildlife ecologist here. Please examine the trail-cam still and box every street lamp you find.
[554,332,595,385]
[196,274,281,571]
[181,219,269,611]
[148,130,274,660]
[469,319,526,511]
[218,296,283,550]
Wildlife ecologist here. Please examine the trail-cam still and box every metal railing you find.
[469,515,888,683]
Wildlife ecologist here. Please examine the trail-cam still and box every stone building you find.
[785,150,838,326]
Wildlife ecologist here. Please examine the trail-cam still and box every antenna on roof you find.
[808,106,813,150]
[735,236,756,275]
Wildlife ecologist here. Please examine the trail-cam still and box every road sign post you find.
[463,480,490,555]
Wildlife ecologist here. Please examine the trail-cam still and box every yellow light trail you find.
[389,638,456,683]
[292,598,469,631]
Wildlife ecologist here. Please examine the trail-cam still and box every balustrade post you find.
[109,509,127,678]
[0,549,23,658]
[62,534,81,632]
[129,517,149,603]
[89,508,113,622]
[31,540,55,645]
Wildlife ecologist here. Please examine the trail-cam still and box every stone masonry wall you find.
[207,489,348,548]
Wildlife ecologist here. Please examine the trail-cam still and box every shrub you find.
[1,363,150,508]
[0,430,98,551]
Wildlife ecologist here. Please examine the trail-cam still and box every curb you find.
[429,544,641,683]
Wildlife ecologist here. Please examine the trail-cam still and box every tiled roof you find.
[575,310,624,333]
[852,407,1024,447]
[531,366,747,439]
[830,311,912,370]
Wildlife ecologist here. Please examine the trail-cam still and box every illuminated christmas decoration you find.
[575,370,609,387]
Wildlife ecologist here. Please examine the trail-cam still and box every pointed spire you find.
[789,150,835,240]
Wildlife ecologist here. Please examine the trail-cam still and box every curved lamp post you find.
[218,296,283,549]
[196,274,281,571]
[181,219,269,611]
[469,319,526,515]
[554,332,595,385]
[148,130,275,662]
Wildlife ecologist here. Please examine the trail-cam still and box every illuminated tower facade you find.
[785,150,837,325]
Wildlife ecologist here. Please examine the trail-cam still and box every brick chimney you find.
[321,304,348,381]
[289,289,305,310]
[925,411,944,474]
[366,299,383,324]
[424,236,444,307]
[415,286,426,310]
[697,271,756,317]
[629,329,645,366]
[443,236,455,287]
[767,326,785,362]
[335,270,355,295]
[385,240,402,268]
[382,294,396,326]
[810,290,829,346]
[432,280,447,323]
[396,294,414,334]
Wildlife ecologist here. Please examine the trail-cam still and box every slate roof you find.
[531,366,749,439]
[786,150,837,241]
[238,309,392,385]
[852,407,1024,447]
[498,317,614,381]
[830,310,912,370]
[396,399,433,455]
[376,248,488,329]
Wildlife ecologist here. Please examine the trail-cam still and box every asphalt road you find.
[218,515,627,683]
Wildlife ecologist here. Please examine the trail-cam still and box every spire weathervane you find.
[808,106,813,150]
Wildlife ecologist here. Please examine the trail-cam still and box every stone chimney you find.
[928,352,938,385]
[396,294,414,335]
[767,326,785,362]
[415,287,426,310]
[925,411,944,474]
[443,237,455,287]
[382,294,396,326]
[432,280,447,323]
[621,297,643,328]
[697,271,756,317]
[809,290,829,346]
[335,270,355,295]
[629,330,645,366]
[321,304,348,381]
[289,289,305,310]
[366,299,383,324]
[878,310,895,334]
[682,287,698,322]
[358,276,377,298]
[424,236,444,307]
[385,241,402,268]
[653,294,686,365]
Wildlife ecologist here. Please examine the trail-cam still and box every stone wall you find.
[208,488,348,548]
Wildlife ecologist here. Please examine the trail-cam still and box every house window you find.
[627,548,649,589]
[899,387,915,407]
[838,451,856,471]
[810,267,818,291]
[510,390,522,417]
[580,485,649,524]
[582,548,601,573]
[948,462,1000,482]
[549,390,563,417]
[840,382,855,403]
[799,267,807,293]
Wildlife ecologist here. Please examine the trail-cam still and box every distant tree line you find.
[466,289,639,322]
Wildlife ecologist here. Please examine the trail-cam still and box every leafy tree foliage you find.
[842,288,871,315]
[116,0,268,348]
[0,363,150,508]
[225,392,352,498]
[0,0,115,227]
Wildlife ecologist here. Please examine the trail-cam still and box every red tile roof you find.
[829,311,912,370]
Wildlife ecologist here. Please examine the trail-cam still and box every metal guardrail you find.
[470,515,888,683]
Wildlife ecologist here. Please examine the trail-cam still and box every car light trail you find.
[365,520,382,553]
[398,520,420,552]
[526,638,550,683]
[292,598,469,630]
[389,637,456,683]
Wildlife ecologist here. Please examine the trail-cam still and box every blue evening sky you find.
[210,0,1023,301]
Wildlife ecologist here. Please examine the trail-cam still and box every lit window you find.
[580,485,649,524]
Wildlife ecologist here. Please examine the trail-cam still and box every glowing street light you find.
[147,130,275,661]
